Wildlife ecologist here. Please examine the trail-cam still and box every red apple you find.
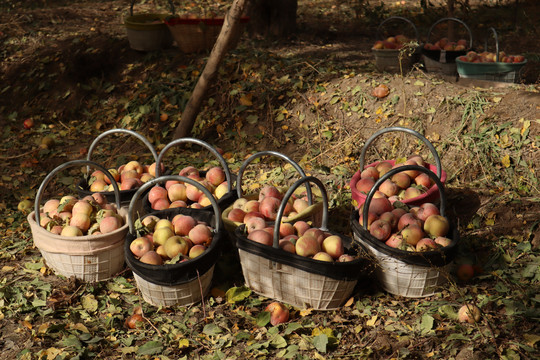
[259,196,281,221]
[130,236,154,258]
[258,185,282,201]
[172,214,197,236]
[139,250,164,265]
[265,302,289,326]
[416,238,438,251]
[247,229,273,246]
[205,166,226,187]
[227,208,246,223]
[369,220,392,241]
[188,224,213,246]
[458,304,481,323]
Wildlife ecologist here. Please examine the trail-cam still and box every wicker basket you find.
[142,137,237,216]
[76,128,159,208]
[29,160,128,282]
[221,150,323,234]
[351,165,459,298]
[124,175,224,307]
[165,16,249,53]
[235,176,367,310]
[350,127,446,208]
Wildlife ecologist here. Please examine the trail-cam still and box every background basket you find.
[142,137,237,216]
[124,0,174,51]
[124,175,224,307]
[350,127,446,208]
[29,160,128,282]
[222,150,323,234]
[372,16,422,72]
[456,27,527,83]
[351,165,459,297]
[77,128,159,207]
[165,16,249,53]
[235,176,367,310]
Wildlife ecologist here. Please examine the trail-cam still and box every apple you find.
[61,225,83,237]
[355,177,375,194]
[170,200,188,208]
[99,215,123,234]
[139,250,164,265]
[70,213,91,233]
[379,179,399,197]
[416,238,438,251]
[379,211,398,231]
[458,304,481,323]
[124,160,144,175]
[188,224,213,246]
[372,40,384,49]
[292,198,309,213]
[155,219,173,231]
[363,197,393,216]
[23,118,34,129]
[321,235,344,259]
[434,236,452,247]
[303,228,325,245]
[259,185,282,201]
[279,222,296,238]
[163,236,190,259]
[179,165,199,177]
[385,234,405,249]
[121,177,141,191]
[259,196,281,221]
[391,172,411,189]
[279,239,296,254]
[375,161,393,176]
[43,199,60,217]
[313,252,333,262]
[58,196,77,212]
[338,254,355,262]
[359,211,378,230]
[130,236,153,257]
[400,223,425,246]
[242,200,260,213]
[414,173,432,189]
[369,219,392,241]
[49,225,63,235]
[189,244,207,258]
[265,302,289,326]
[403,187,423,200]
[232,197,248,209]
[185,183,203,202]
[214,182,229,199]
[91,193,107,207]
[152,227,175,246]
[205,166,226,187]
[167,183,187,202]
[412,203,440,222]
[424,214,450,237]
[151,198,170,211]
[155,245,168,259]
[293,221,310,236]
[456,264,475,281]
[227,208,246,223]
[247,229,273,246]
[172,214,197,236]
[360,166,379,180]
[245,216,267,234]
[295,235,321,257]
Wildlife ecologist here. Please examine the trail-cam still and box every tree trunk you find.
[173,0,249,140]
[247,0,297,37]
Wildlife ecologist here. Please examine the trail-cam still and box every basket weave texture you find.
[238,249,357,310]
[133,266,214,307]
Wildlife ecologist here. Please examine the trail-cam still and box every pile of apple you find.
[355,155,434,203]
[130,214,214,265]
[360,197,452,252]
[372,34,413,50]
[147,165,229,211]
[39,193,124,236]
[424,37,468,51]
[457,50,525,63]
[87,160,160,192]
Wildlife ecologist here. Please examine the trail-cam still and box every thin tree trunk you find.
[173,0,249,139]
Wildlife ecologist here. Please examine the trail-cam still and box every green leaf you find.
[81,294,98,312]
[420,314,434,333]
[203,323,223,336]
[61,335,82,349]
[247,115,259,124]
[284,322,303,335]
[447,333,469,341]
[312,334,328,353]
[270,334,287,348]
[137,340,163,356]
[226,286,252,304]
[256,311,271,327]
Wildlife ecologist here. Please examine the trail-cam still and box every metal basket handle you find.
[426,17,473,48]
[484,27,500,62]
[361,165,447,230]
[127,175,222,234]
[130,0,175,16]
[359,126,442,179]
[236,150,313,205]
[34,160,122,227]
[86,128,159,174]
[376,16,419,42]
[273,176,329,249]
[155,138,233,194]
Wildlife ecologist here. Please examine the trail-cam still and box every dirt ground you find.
[0,0,539,359]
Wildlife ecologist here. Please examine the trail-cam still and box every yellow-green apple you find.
[385,233,405,249]
[205,166,226,187]
[403,187,423,200]
[295,235,321,257]
[90,179,108,192]
[130,236,153,257]
[369,219,392,241]
[458,304,481,323]
[355,177,375,194]
[434,236,451,247]
[232,197,248,209]
[293,220,310,236]
[313,252,334,262]
[214,181,229,199]
[70,213,91,233]
[379,179,399,197]
[155,219,173,231]
[416,238,438,251]
[61,225,83,237]
[188,224,213,246]
[227,208,246,223]
[401,223,425,246]
[99,215,123,234]
[139,250,164,265]
[424,214,449,237]
[167,183,187,202]
[189,244,207,258]
[265,301,289,326]
[247,229,273,246]
[338,254,355,262]
[321,235,344,259]
[152,227,175,246]
[58,195,77,212]
[391,172,411,189]
[104,168,120,184]
[360,166,379,180]
[155,245,168,259]
[259,185,282,201]
[260,196,281,221]
[179,165,199,177]
[163,236,190,258]
[141,215,160,231]
[376,161,393,176]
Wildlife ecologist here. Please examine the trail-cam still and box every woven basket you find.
[76,128,159,208]
[350,127,446,208]
[221,151,323,234]
[124,0,174,51]
[235,176,367,310]
[124,175,224,307]
[142,137,237,216]
[165,16,249,53]
[29,160,128,282]
[351,165,458,297]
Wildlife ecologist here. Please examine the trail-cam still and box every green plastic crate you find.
[456,58,527,83]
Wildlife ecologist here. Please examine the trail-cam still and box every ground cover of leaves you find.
[0,0,539,359]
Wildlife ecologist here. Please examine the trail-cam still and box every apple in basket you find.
[86,160,158,193]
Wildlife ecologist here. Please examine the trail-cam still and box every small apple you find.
[456,264,475,281]
[247,229,273,246]
[259,196,281,221]
[23,118,34,129]
[188,224,213,246]
[163,236,190,259]
[321,235,344,259]
[265,302,289,326]
[139,250,164,265]
[313,252,333,262]
[227,208,246,223]
[458,304,481,323]
[295,235,321,257]
[369,219,392,241]
[424,214,450,237]
[130,236,153,258]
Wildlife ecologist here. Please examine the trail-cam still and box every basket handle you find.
[86,128,159,174]
[426,17,473,48]
[130,0,175,17]
[34,160,122,227]
[154,137,233,194]
[127,175,222,234]
[359,126,442,179]
[273,176,329,249]
[361,165,447,231]
[236,151,313,205]
[376,16,419,41]
[485,27,500,62]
